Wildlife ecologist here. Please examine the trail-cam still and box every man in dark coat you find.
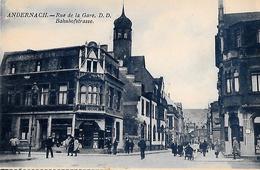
[177,144,183,157]
[124,138,130,154]
[45,136,54,158]
[129,140,134,153]
[201,140,208,157]
[184,144,194,160]
[68,137,74,156]
[171,142,177,156]
[138,138,146,160]
[113,139,118,155]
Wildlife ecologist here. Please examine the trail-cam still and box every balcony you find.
[78,72,104,80]
[77,104,105,112]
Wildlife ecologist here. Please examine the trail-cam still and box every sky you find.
[1,0,260,109]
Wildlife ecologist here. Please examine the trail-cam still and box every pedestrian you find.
[68,136,74,156]
[184,143,194,160]
[177,144,183,157]
[232,137,240,159]
[74,138,80,156]
[113,139,118,155]
[129,139,134,153]
[124,138,130,154]
[214,139,221,158]
[201,140,208,157]
[64,135,71,150]
[45,136,54,158]
[9,136,20,154]
[171,142,177,156]
[138,138,146,160]
[106,138,112,154]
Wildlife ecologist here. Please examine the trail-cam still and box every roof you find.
[223,12,260,28]
[183,109,208,127]
[126,56,154,93]
[114,6,132,29]
[165,95,177,108]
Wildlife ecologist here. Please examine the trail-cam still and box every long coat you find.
[138,139,146,150]
[232,139,240,154]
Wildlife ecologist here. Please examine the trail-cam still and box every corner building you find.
[0,42,124,150]
[215,0,260,155]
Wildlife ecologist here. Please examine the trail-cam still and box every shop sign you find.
[67,127,72,135]
[245,129,251,134]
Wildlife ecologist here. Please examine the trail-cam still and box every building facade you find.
[215,0,260,155]
[0,42,124,150]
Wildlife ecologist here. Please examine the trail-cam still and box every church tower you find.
[113,5,132,64]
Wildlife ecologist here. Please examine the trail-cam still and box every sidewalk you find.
[194,149,244,162]
[0,149,170,162]
[0,153,37,163]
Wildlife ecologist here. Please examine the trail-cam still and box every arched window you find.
[80,86,87,104]
[87,85,100,105]
[153,125,156,141]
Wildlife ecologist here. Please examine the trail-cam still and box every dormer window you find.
[124,33,127,39]
[10,63,16,74]
[36,61,41,72]
[118,32,122,39]
[86,60,98,73]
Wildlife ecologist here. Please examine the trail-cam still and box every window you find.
[257,29,260,43]
[24,91,32,106]
[7,91,14,105]
[36,61,41,72]
[86,60,98,73]
[58,85,67,104]
[234,71,239,92]
[9,63,16,74]
[108,87,114,108]
[20,119,29,140]
[87,60,92,72]
[87,85,99,105]
[124,33,127,39]
[116,122,120,141]
[252,73,260,92]
[93,61,97,72]
[240,126,244,141]
[146,101,150,117]
[118,32,122,38]
[141,99,145,115]
[236,32,241,47]
[40,87,49,105]
[80,86,87,104]
[224,127,228,141]
[226,78,232,93]
[169,116,173,129]
[116,91,121,110]
[153,125,156,141]
[151,103,154,118]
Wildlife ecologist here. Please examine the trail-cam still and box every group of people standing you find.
[105,139,118,155]
[64,135,80,156]
[124,138,135,154]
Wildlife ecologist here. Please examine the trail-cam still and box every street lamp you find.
[28,82,39,157]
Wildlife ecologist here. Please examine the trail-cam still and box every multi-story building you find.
[114,7,167,149]
[0,41,124,150]
[215,0,260,155]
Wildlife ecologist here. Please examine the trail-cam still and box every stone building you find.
[0,42,124,150]
[209,101,221,144]
[215,0,260,155]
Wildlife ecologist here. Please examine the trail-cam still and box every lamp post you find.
[28,82,39,157]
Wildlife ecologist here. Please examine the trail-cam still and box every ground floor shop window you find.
[20,119,29,140]
[51,119,72,146]
[224,127,228,141]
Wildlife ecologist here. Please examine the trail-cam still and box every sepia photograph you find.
[0,0,260,169]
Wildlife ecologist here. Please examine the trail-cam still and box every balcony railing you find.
[77,104,105,111]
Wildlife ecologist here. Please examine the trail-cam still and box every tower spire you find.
[122,0,125,16]
[218,0,224,23]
